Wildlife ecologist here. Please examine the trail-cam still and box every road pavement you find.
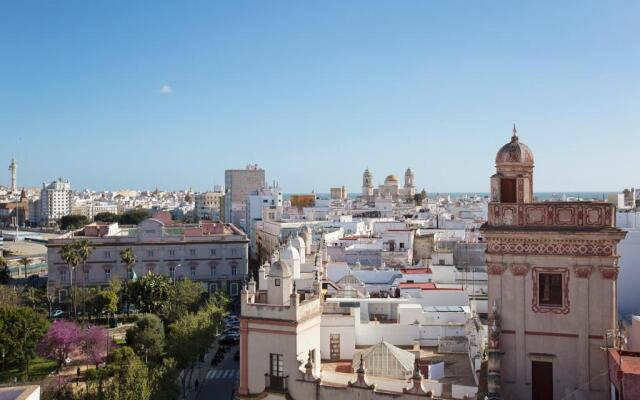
[195,344,239,400]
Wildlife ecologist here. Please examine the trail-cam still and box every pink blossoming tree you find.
[80,324,111,367]
[37,320,81,372]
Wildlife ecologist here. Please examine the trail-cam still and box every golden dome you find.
[385,174,399,184]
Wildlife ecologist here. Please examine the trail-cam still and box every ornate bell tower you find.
[482,126,626,400]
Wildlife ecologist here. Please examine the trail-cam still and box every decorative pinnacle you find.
[511,123,518,142]
[357,354,365,374]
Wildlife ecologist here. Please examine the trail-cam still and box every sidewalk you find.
[182,341,220,400]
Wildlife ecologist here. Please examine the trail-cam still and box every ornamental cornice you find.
[511,263,530,276]
[486,237,617,257]
[574,266,592,279]
[599,266,618,280]
[487,263,508,275]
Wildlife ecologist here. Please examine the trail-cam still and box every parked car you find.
[51,309,64,318]
[219,334,239,346]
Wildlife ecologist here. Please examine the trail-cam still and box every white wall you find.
[618,229,640,318]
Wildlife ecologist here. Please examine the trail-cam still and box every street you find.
[195,344,239,400]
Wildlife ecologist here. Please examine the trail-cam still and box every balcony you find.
[487,201,615,229]
[264,374,288,392]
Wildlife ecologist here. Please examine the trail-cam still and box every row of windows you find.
[58,264,240,282]
[99,247,243,259]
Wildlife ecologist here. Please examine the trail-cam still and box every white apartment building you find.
[47,218,248,302]
[245,186,283,259]
[39,178,72,225]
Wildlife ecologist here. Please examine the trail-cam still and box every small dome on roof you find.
[281,241,300,261]
[495,125,534,165]
[385,175,399,184]
[269,261,292,278]
[405,168,413,176]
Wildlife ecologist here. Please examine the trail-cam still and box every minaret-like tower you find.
[8,158,17,193]
[362,168,373,198]
[404,167,416,197]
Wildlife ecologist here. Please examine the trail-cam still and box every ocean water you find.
[286,192,616,201]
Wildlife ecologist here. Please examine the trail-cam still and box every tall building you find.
[8,158,17,193]
[39,178,72,226]
[224,165,265,228]
[481,126,626,400]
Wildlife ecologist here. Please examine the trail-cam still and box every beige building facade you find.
[482,127,626,400]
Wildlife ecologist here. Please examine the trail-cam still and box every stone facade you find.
[47,219,249,301]
[481,128,626,400]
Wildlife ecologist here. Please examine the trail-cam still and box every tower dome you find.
[281,239,301,279]
[268,261,292,278]
[495,125,534,166]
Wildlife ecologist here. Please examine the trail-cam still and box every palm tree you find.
[74,239,94,319]
[119,248,136,316]
[19,257,29,279]
[59,243,80,319]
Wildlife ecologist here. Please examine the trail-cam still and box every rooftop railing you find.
[487,201,615,229]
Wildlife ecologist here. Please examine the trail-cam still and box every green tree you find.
[104,347,151,400]
[59,243,80,319]
[88,290,118,318]
[119,248,136,316]
[173,278,205,312]
[118,209,150,225]
[126,314,165,364]
[74,239,94,318]
[413,189,428,204]
[19,257,30,278]
[149,357,181,400]
[59,214,90,230]
[0,257,10,284]
[127,273,173,314]
[166,297,226,394]
[93,212,119,223]
[0,306,48,375]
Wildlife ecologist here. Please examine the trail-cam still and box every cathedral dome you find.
[495,126,534,166]
[268,261,292,278]
[385,175,399,184]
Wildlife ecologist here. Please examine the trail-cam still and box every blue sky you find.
[1,1,638,193]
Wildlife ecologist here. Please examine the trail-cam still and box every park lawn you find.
[0,356,57,383]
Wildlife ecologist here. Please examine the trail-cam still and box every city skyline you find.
[2,1,638,192]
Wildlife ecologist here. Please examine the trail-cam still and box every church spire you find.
[511,123,518,142]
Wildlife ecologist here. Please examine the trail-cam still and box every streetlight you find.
[172,264,182,284]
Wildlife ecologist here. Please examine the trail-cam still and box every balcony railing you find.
[487,202,615,229]
[264,374,288,392]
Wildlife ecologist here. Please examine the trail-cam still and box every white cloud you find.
[160,84,172,94]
